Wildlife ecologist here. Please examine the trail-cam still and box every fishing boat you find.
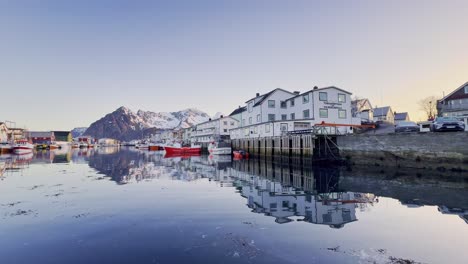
[71,142,80,148]
[12,139,34,154]
[211,142,232,155]
[164,144,201,155]
[79,142,88,148]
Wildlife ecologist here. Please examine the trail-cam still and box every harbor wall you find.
[337,132,468,171]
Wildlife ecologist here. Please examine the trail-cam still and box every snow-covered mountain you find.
[71,127,88,138]
[83,107,210,141]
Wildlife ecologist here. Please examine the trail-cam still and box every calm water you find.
[1,148,467,264]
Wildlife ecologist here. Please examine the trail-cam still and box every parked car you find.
[430,117,465,132]
[395,121,420,133]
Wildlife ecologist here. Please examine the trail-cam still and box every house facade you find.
[394,112,410,125]
[230,86,358,139]
[373,106,394,123]
[53,131,72,142]
[437,81,468,118]
[351,98,374,122]
[191,116,240,143]
[29,131,55,144]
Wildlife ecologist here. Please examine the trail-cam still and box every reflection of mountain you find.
[87,150,166,184]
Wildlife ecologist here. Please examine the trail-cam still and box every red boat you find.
[233,150,249,160]
[164,145,201,155]
[164,152,201,159]
[149,145,164,151]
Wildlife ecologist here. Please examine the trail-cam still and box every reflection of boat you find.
[164,152,201,159]
[233,150,249,159]
[149,145,163,151]
[136,143,149,150]
[49,143,59,150]
[164,145,201,155]
[211,142,232,155]
[72,142,80,148]
[12,140,34,154]
[79,142,88,148]
[0,142,12,154]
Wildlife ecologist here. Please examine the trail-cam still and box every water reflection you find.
[2,147,467,226]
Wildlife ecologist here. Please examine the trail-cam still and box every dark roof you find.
[285,86,352,102]
[229,106,247,116]
[440,81,468,101]
[394,112,409,120]
[373,106,391,117]
[29,131,54,137]
[245,88,295,106]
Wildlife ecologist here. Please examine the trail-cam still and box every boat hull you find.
[164,146,201,155]
[13,147,33,154]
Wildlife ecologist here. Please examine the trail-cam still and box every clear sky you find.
[1,0,467,130]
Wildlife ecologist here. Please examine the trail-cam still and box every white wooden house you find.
[191,116,240,143]
[373,106,395,123]
[230,86,359,139]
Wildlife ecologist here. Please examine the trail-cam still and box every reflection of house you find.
[352,98,374,122]
[437,81,468,118]
[394,112,410,124]
[77,136,95,143]
[373,106,394,123]
[52,131,72,142]
[235,171,376,228]
[29,131,55,144]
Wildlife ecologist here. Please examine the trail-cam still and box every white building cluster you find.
[183,86,360,143]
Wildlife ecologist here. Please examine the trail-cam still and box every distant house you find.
[394,112,410,124]
[53,131,72,142]
[0,123,9,142]
[191,115,240,143]
[373,106,394,123]
[437,81,468,118]
[29,131,55,144]
[351,99,373,122]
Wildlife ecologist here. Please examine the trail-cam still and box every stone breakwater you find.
[338,132,468,172]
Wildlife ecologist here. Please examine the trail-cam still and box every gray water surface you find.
[1,148,467,264]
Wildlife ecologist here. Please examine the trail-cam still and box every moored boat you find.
[149,144,163,151]
[12,139,34,154]
[164,144,201,155]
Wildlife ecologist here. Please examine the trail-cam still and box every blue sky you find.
[1,0,467,130]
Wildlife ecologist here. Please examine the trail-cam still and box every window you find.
[265,124,271,133]
[319,108,328,118]
[256,114,261,122]
[465,86,468,94]
[254,126,258,134]
[290,99,295,107]
[303,109,310,119]
[338,93,346,103]
[319,92,328,101]
[223,129,228,132]
[223,121,227,125]
[230,122,235,126]
[339,110,347,119]
[281,114,287,120]
[268,100,275,108]
[303,94,309,103]
[280,101,287,108]
[290,113,295,120]
[268,114,275,121]
[249,117,252,124]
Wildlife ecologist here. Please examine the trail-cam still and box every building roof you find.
[195,115,238,127]
[29,131,54,138]
[285,86,353,102]
[245,88,295,106]
[394,112,409,121]
[373,106,392,117]
[352,98,373,111]
[439,81,468,101]
[229,106,246,116]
